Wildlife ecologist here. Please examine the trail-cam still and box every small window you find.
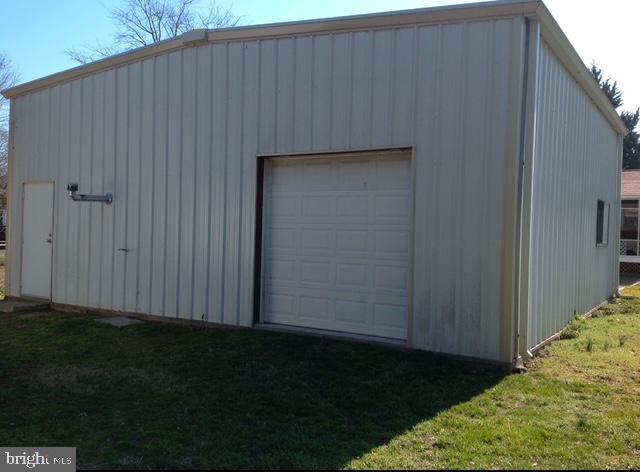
[596,200,610,247]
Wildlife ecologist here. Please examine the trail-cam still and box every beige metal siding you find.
[9,19,516,361]
[527,41,620,350]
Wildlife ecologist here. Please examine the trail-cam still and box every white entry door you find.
[21,182,54,299]
[262,153,411,340]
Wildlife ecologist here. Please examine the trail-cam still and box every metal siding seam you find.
[455,22,468,354]
[240,41,259,327]
[87,76,95,307]
[410,26,428,350]
[428,24,443,353]
[159,55,168,316]
[347,32,354,149]
[190,51,200,318]
[544,49,557,343]
[103,71,116,310]
[94,74,103,308]
[180,48,196,319]
[123,69,132,311]
[407,25,419,349]
[52,88,62,303]
[194,46,211,319]
[204,45,215,320]
[209,43,227,323]
[554,58,565,335]
[58,86,67,303]
[96,74,105,308]
[147,58,156,314]
[480,20,496,358]
[163,53,176,316]
[390,28,398,146]
[220,43,229,323]
[368,31,375,149]
[135,63,144,314]
[500,16,526,363]
[176,50,184,317]
[5,99,15,296]
[236,42,246,326]
[75,80,84,305]
[65,83,75,304]
[292,38,300,150]
[328,33,335,149]
[141,59,154,314]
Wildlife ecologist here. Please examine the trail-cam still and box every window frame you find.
[596,199,610,247]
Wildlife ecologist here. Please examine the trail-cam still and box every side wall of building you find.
[8,18,518,361]
[526,40,621,350]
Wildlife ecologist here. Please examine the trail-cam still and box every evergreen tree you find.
[621,110,640,169]
[591,63,640,169]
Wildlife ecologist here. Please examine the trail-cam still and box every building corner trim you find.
[514,19,541,361]
[500,15,527,363]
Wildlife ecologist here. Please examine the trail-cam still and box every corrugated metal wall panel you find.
[10,19,516,361]
[527,41,619,350]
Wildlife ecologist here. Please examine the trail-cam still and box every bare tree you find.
[0,54,17,129]
[0,54,17,209]
[67,0,240,64]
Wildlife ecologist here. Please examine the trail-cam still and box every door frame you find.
[252,146,416,346]
[20,180,55,300]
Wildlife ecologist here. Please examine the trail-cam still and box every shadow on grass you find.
[0,313,507,469]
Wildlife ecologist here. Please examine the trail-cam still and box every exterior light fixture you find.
[66,182,113,205]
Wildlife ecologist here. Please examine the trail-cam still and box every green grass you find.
[1,289,640,469]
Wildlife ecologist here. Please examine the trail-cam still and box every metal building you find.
[1,0,626,366]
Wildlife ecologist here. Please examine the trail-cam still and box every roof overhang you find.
[1,0,627,135]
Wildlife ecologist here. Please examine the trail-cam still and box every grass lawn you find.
[1,289,639,469]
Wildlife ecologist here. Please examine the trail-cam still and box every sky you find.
[1,0,639,110]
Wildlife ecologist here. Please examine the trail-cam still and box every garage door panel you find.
[336,229,370,253]
[301,196,333,218]
[335,299,368,325]
[375,157,411,188]
[270,195,301,218]
[268,258,298,282]
[268,227,297,251]
[301,228,334,252]
[336,194,370,218]
[337,158,373,189]
[336,262,369,289]
[267,292,297,320]
[268,162,300,190]
[374,194,411,219]
[374,230,409,255]
[263,154,410,341]
[266,280,407,301]
[374,265,408,291]
[302,161,335,187]
[300,260,332,285]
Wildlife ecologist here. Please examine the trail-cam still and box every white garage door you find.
[262,152,411,340]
